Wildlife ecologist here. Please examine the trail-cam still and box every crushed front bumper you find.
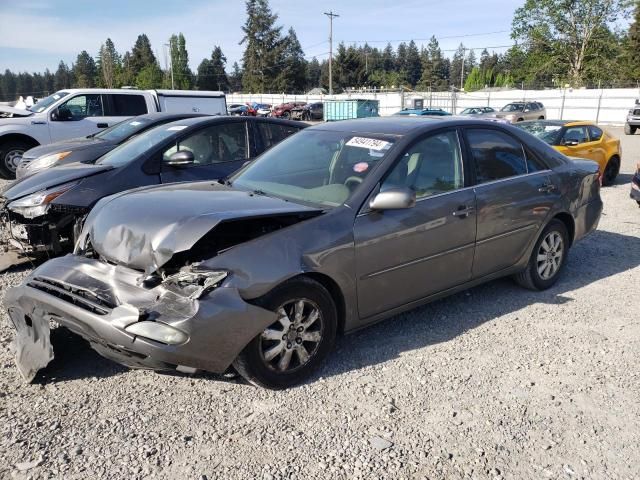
[4,255,277,381]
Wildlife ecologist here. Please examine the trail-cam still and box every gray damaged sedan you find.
[5,117,603,389]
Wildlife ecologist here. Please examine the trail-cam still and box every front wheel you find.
[0,140,33,179]
[514,219,569,290]
[624,124,636,135]
[233,277,337,389]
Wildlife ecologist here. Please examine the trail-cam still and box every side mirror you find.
[524,109,530,113]
[369,187,416,211]
[563,139,579,147]
[51,107,72,121]
[166,150,195,167]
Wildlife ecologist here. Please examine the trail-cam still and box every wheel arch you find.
[552,211,575,247]
[0,133,40,149]
[294,272,347,335]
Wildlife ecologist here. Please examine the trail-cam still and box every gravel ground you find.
[1,127,639,480]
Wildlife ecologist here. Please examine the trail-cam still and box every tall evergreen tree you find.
[97,38,121,88]
[276,28,307,93]
[405,40,422,87]
[228,62,243,92]
[73,50,97,87]
[449,44,466,90]
[240,0,284,92]
[306,57,322,90]
[210,46,230,91]
[54,61,73,90]
[382,43,395,72]
[169,33,194,89]
[625,2,640,80]
[130,34,157,73]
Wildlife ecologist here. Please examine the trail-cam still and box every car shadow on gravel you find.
[612,173,634,186]
[318,229,640,382]
[32,328,128,384]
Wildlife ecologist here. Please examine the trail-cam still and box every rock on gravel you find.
[0,127,639,479]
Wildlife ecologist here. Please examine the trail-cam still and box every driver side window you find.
[59,94,103,119]
[382,130,464,199]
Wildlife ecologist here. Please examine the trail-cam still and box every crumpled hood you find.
[1,162,114,201]
[23,137,111,159]
[0,106,33,117]
[79,181,321,273]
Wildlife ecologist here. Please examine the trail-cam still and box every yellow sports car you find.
[516,120,621,185]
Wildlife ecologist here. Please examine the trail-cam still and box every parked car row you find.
[0,88,227,179]
[3,111,606,389]
[228,101,325,122]
[393,101,546,124]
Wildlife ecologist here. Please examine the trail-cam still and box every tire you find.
[233,277,337,389]
[538,116,545,120]
[282,111,291,120]
[514,219,569,291]
[624,124,636,135]
[602,156,620,186]
[0,140,33,179]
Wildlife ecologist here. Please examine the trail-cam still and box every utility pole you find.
[165,38,175,90]
[324,11,339,95]
[460,47,466,91]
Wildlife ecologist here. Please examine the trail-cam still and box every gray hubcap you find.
[537,231,564,280]
[259,299,323,372]
[4,149,25,173]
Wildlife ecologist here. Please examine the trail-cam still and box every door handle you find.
[97,123,108,128]
[538,182,556,193]
[452,205,475,218]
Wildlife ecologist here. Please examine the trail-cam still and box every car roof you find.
[518,119,593,127]
[134,112,209,122]
[157,115,308,130]
[307,116,496,136]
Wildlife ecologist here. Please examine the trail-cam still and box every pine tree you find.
[626,2,640,80]
[229,62,243,92]
[276,28,307,93]
[73,50,97,87]
[449,44,466,89]
[417,37,448,90]
[169,33,193,89]
[130,34,157,73]
[43,68,54,95]
[240,0,284,92]
[306,57,321,90]
[405,40,422,88]
[119,52,136,87]
[54,61,73,90]
[98,38,121,88]
[210,46,230,91]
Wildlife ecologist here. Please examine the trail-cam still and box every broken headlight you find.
[161,269,228,300]
[7,180,78,219]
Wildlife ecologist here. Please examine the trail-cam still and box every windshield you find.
[515,122,562,145]
[28,91,69,113]
[501,103,525,112]
[96,122,184,167]
[461,108,481,114]
[231,130,395,207]
[94,117,153,142]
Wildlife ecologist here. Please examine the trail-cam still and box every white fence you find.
[228,87,640,124]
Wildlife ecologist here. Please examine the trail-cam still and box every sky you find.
[0,0,522,73]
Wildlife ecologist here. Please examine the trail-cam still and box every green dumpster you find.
[323,99,380,122]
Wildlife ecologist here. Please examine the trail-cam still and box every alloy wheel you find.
[259,298,323,372]
[536,231,564,280]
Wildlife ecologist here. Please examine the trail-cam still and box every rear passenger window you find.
[526,151,548,173]
[588,126,603,141]
[466,129,527,184]
[109,94,148,116]
[258,122,302,151]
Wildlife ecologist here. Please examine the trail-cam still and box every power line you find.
[341,29,510,44]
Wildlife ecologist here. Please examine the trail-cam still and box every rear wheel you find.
[602,156,620,186]
[282,111,291,119]
[624,124,636,135]
[514,219,569,291]
[0,140,33,179]
[233,277,337,389]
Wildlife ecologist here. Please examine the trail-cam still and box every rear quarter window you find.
[108,94,148,116]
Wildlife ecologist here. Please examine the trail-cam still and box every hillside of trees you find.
[1,0,639,101]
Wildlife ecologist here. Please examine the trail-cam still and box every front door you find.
[463,127,560,278]
[160,121,250,183]
[354,129,476,319]
[48,93,111,142]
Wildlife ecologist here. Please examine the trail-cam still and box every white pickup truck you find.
[0,88,226,178]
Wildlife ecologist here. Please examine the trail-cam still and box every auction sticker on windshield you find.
[346,137,391,151]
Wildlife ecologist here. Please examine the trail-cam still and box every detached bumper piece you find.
[4,256,277,381]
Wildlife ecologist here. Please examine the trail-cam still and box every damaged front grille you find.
[27,277,117,315]
[49,204,89,215]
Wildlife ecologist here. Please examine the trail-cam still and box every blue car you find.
[394,108,452,116]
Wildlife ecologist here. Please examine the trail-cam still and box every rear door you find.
[160,120,250,183]
[354,129,476,319]
[103,93,149,129]
[464,127,559,278]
